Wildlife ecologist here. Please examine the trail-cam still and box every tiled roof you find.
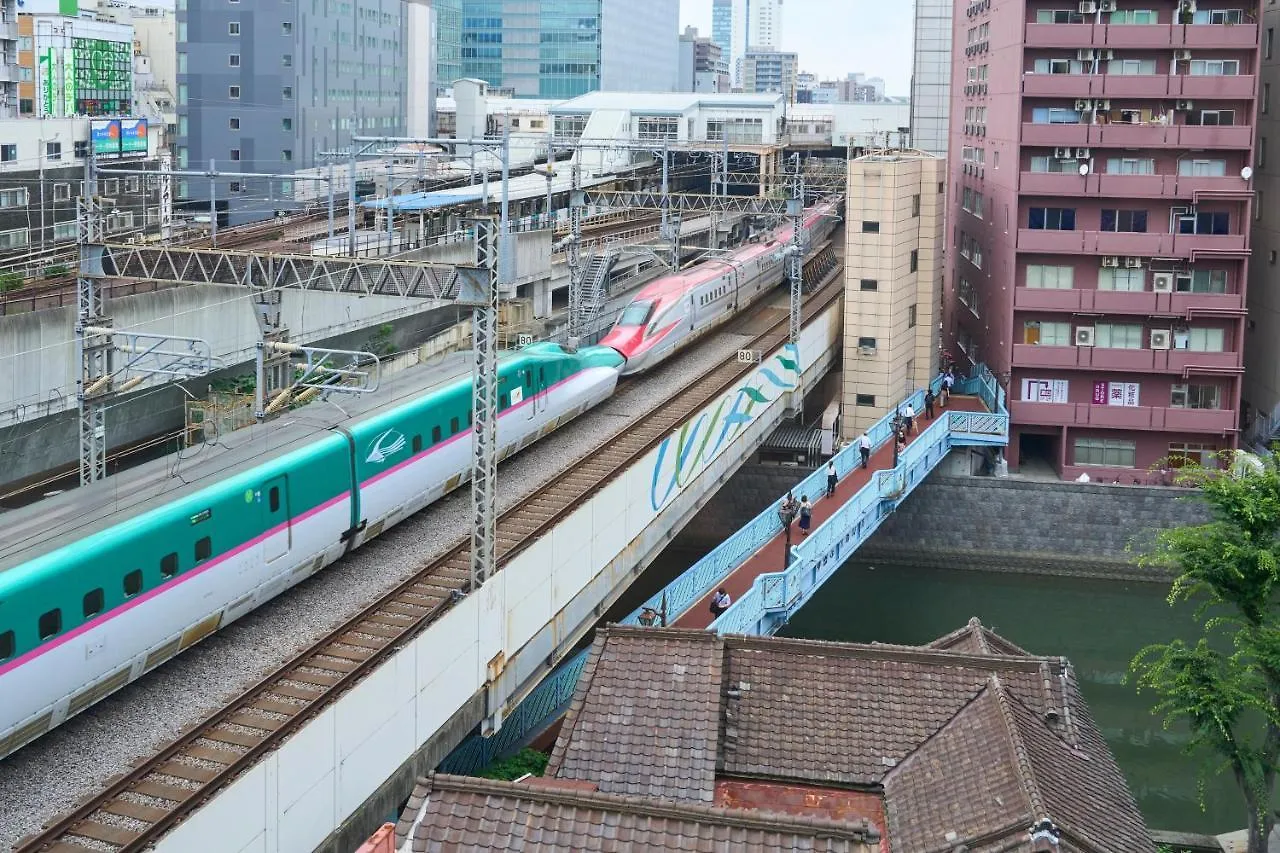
[546,626,723,802]
[540,623,1154,853]
[396,773,880,853]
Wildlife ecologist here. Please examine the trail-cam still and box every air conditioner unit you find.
[1075,98,1094,111]
[1152,272,1175,292]
[1150,329,1172,350]
[1099,0,1118,10]
[1079,0,1097,12]
[1096,99,1111,110]
[1076,326,1096,347]
[1179,0,1197,13]
[1075,147,1091,158]
[1054,147,1073,158]
[1176,100,1195,111]
[1077,49,1097,62]
[1102,256,1121,268]
[1174,49,1192,61]
[1125,256,1144,268]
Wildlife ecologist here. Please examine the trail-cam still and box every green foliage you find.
[367,323,397,358]
[42,264,68,278]
[209,374,257,396]
[1131,452,1280,853]
[476,748,548,781]
[0,270,22,293]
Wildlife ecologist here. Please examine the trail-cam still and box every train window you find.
[432,425,442,443]
[38,609,62,641]
[269,487,280,513]
[124,569,143,597]
[538,368,544,384]
[0,630,12,661]
[194,538,212,564]
[84,588,105,618]
[617,300,655,327]
[450,417,460,435]
[161,552,179,577]
[412,435,423,454]
[500,394,509,409]
[466,409,473,426]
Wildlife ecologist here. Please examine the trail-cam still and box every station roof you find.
[549,90,784,115]
[517,621,1154,853]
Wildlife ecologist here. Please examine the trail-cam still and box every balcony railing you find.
[1013,343,1241,374]
[1180,23,1259,49]
[1176,124,1253,148]
[1174,74,1257,99]
[1016,228,1086,253]
[1021,122,1095,146]
[1022,73,1098,97]
[1024,22,1097,47]
[1014,287,1245,316]
[1023,22,1258,50]
[1011,400,1236,432]
[1101,74,1173,97]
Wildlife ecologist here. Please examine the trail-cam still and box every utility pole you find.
[348,140,358,256]
[787,152,805,421]
[208,158,217,248]
[385,157,395,250]
[566,152,584,347]
[659,142,673,266]
[76,154,109,485]
[327,158,335,240]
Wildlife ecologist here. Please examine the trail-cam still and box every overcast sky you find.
[678,0,914,94]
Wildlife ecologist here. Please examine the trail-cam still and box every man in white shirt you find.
[858,433,871,469]
[710,587,732,618]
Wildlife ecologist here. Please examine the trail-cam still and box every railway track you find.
[14,247,843,853]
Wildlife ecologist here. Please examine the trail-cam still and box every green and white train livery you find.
[0,343,623,759]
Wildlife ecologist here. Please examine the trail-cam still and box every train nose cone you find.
[599,326,645,360]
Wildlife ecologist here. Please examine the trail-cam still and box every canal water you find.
[779,559,1255,836]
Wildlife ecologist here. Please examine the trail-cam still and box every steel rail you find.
[15,249,842,853]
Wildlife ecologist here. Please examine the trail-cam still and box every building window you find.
[230,149,241,161]
[635,116,679,141]
[1028,207,1076,230]
[1031,155,1082,174]
[862,221,879,233]
[1257,191,1265,221]
[1176,269,1228,293]
[1098,268,1145,292]
[0,188,28,209]
[859,279,878,291]
[53,183,71,201]
[1108,58,1158,75]
[229,181,243,192]
[909,249,918,273]
[229,21,241,35]
[282,149,293,162]
[857,337,877,350]
[1025,264,1073,289]
[1176,210,1230,235]
[1175,327,1226,352]
[1095,323,1143,349]
[1188,59,1241,76]
[907,304,917,328]
[1178,158,1227,177]
[1100,209,1148,233]
[283,21,294,34]
[126,176,140,193]
[0,228,29,249]
[282,86,293,99]
[282,54,293,68]
[53,221,78,241]
[1265,83,1272,115]
[958,277,978,314]
[0,144,15,163]
[1023,320,1071,346]
[229,53,240,67]
[1168,442,1218,468]
[230,117,241,130]
[1109,9,1157,23]
[1171,383,1221,409]
[229,85,241,99]
[911,194,920,217]
[282,117,293,131]
[855,394,877,406]
[1105,157,1155,175]
[1074,438,1137,468]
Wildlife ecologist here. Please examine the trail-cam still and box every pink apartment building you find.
[945,0,1259,480]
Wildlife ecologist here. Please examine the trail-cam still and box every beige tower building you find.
[842,151,945,437]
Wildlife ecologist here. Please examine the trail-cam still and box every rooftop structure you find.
[843,151,945,433]
[946,0,1259,480]
[679,26,730,94]
[459,0,679,100]
[549,91,788,147]
[395,622,1157,852]
[910,0,952,155]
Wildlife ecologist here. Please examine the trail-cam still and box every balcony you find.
[1102,24,1174,47]
[1173,173,1252,198]
[1173,74,1257,99]
[1014,344,1240,374]
[1172,232,1249,256]
[1024,22,1097,47]
[1163,348,1242,375]
[1021,122,1095,146]
[1096,122,1174,147]
[1012,401,1235,432]
[1013,343,1085,369]
[1095,173,1171,198]
[1100,74,1172,98]
[1019,171,1089,195]
[1017,228,1086,253]
[1022,73,1098,97]
[1013,288,1246,316]
[1175,124,1253,148]
[1086,231,1173,255]
[0,63,16,84]
[1179,23,1259,49]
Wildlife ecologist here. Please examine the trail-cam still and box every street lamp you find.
[777,497,798,569]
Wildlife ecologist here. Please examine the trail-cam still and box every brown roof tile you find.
[403,773,880,852]
[925,616,1035,658]
[546,626,723,802]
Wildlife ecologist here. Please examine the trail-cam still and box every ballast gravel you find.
[0,313,770,850]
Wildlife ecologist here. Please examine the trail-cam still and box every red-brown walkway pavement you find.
[673,395,987,629]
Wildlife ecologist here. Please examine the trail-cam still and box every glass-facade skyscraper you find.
[461,0,678,98]
[711,0,732,62]
[436,0,463,94]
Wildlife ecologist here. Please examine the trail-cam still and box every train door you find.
[260,476,291,562]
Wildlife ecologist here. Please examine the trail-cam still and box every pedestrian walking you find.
[858,433,871,469]
[941,371,954,406]
[903,402,916,435]
[639,607,658,626]
[709,587,732,618]
[798,495,813,536]
[892,427,906,467]
[826,460,838,497]
[924,389,936,420]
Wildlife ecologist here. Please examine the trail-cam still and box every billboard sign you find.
[38,50,53,117]
[61,47,75,118]
[91,119,122,158]
[120,118,148,156]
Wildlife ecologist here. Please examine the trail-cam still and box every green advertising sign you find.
[61,47,74,117]
[73,38,132,93]
[38,50,53,117]
[60,0,79,15]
